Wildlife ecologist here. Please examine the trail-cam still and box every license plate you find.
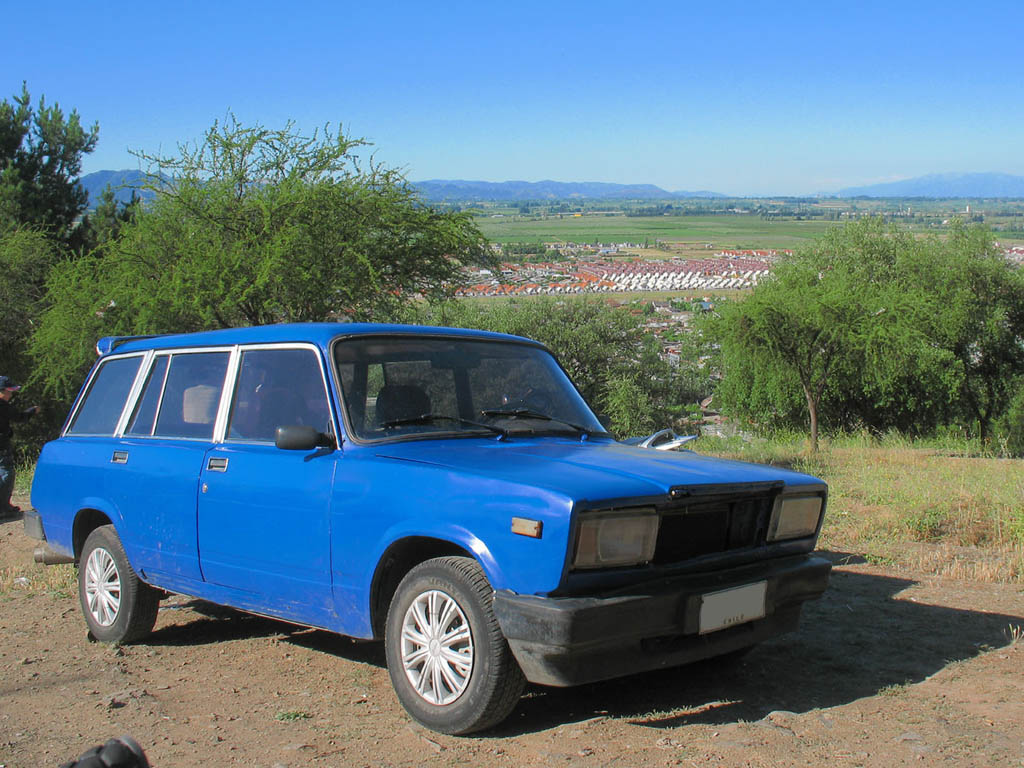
[699,581,767,634]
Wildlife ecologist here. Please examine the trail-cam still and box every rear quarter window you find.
[66,356,144,436]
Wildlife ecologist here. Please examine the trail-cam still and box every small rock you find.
[419,735,444,753]
[577,747,594,756]
[13,576,29,586]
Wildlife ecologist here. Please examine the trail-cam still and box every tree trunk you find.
[803,383,819,452]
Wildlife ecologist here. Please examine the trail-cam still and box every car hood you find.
[370,438,823,504]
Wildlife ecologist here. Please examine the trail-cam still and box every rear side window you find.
[66,356,143,436]
[152,352,230,440]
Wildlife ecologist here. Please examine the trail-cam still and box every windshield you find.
[334,335,605,442]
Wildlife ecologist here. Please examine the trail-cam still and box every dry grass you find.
[0,562,76,597]
[698,433,1024,583]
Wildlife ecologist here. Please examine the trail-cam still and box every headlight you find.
[768,494,823,542]
[573,509,658,569]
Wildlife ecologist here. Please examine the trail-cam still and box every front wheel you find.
[78,525,160,644]
[385,556,525,734]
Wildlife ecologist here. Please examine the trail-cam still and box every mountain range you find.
[79,170,1024,205]
[80,169,154,206]
[411,179,727,201]
[837,172,1024,198]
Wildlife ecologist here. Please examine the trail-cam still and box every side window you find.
[125,355,169,436]
[153,352,230,440]
[227,348,330,442]
[66,356,143,436]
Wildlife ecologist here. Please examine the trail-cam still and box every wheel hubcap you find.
[400,589,473,705]
[84,547,121,627]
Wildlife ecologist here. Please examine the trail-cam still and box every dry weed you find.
[700,436,1023,582]
[0,563,76,596]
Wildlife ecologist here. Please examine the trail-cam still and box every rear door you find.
[115,349,232,588]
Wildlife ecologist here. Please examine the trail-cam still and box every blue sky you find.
[4,0,1023,196]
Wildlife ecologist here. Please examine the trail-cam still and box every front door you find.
[197,345,337,626]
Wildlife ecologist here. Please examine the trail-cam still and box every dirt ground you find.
[2,489,1022,768]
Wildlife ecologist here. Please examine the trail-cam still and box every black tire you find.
[78,525,160,644]
[385,556,526,735]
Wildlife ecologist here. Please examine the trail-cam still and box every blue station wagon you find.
[26,323,831,734]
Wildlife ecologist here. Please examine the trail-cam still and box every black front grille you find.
[652,487,777,564]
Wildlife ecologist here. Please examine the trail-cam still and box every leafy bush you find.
[994,380,1024,457]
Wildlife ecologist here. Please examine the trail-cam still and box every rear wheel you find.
[385,556,525,734]
[79,525,159,644]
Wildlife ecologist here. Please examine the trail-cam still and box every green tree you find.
[908,223,1024,441]
[0,85,100,431]
[602,373,657,436]
[995,379,1024,456]
[0,83,98,248]
[0,229,55,381]
[712,220,946,450]
[710,218,1024,449]
[77,185,140,252]
[31,116,492,401]
[0,228,65,458]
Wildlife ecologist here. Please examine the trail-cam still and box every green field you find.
[475,214,840,249]
[474,212,1024,250]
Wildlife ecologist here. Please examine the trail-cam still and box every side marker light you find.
[511,517,543,538]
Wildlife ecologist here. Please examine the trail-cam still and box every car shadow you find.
[145,598,388,666]
[145,599,297,646]
[139,558,1022,737]
[490,554,1023,735]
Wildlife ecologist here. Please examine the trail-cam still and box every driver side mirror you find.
[275,425,336,451]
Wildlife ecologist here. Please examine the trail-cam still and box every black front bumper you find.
[493,553,831,687]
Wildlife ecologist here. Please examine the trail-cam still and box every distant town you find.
[456,247,782,298]
[457,243,1024,299]
[453,243,1024,370]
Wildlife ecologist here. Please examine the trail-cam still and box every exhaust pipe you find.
[34,545,75,565]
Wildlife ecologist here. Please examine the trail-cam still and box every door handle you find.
[111,450,129,464]
[207,457,229,472]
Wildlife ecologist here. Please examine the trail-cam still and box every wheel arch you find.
[72,508,114,560]
[369,536,475,639]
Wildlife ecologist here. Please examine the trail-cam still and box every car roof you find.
[99,322,543,356]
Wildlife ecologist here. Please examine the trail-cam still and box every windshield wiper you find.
[479,408,593,436]
[381,413,508,437]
